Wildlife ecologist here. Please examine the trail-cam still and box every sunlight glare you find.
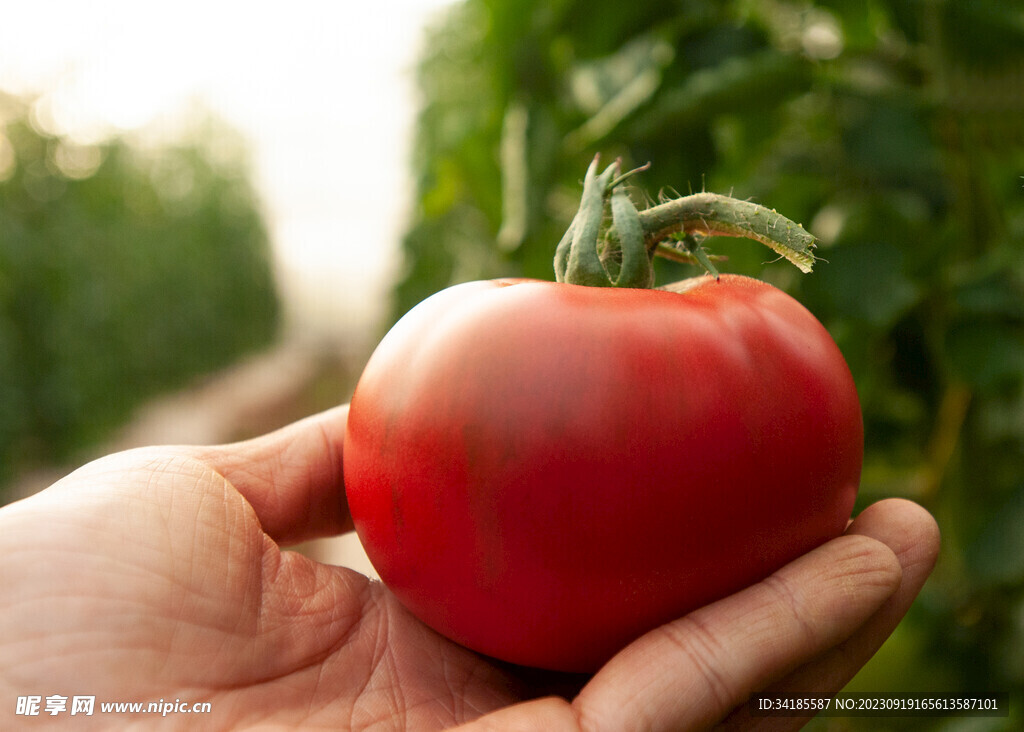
[1,0,456,341]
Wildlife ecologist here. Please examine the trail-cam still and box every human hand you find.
[0,405,939,730]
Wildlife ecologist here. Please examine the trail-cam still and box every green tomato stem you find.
[638,193,817,274]
[554,157,817,288]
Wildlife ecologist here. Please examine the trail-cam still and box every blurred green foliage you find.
[0,93,279,496]
[399,0,1024,727]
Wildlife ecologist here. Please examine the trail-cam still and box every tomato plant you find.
[343,157,862,672]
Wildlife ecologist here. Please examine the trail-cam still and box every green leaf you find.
[842,102,939,184]
[965,485,1024,586]
[802,242,920,327]
[945,320,1024,393]
[954,273,1024,319]
[629,49,813,139]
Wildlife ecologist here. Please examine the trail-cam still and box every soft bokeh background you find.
[3,1,1023,729]
[1,0,453,574]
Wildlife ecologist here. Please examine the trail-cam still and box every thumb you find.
[189,405,351,545]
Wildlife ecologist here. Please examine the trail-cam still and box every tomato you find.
[343,273,862,672]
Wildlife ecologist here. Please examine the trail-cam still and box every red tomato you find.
[343,274,862,672]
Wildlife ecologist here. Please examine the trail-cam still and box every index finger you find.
[572,529,904,731]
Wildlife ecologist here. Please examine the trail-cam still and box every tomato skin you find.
[343,274,862,672]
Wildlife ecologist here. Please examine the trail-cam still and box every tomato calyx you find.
[554,156,655,289]
[553,154,819,288]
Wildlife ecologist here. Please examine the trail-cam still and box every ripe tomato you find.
[343,273,862,672]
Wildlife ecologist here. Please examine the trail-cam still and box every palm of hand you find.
[1,439,526,729]
[1,407,939,731]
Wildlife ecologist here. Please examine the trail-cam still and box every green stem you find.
[554,158,817,288]
[637,193,817,273]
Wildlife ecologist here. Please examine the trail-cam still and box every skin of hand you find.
[0,405,940,731]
